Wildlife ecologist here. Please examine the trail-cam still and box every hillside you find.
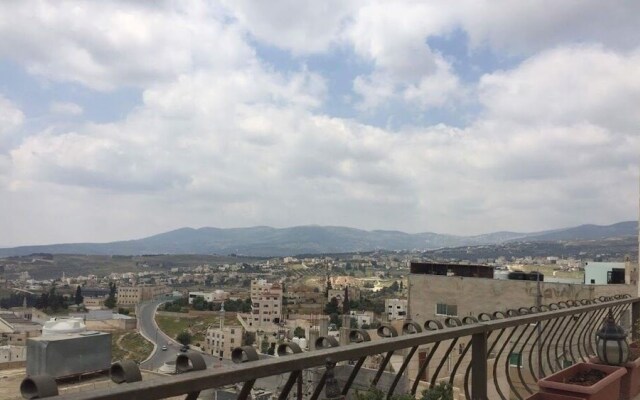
[0,221,635,257]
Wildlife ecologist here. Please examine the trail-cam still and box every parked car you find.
[180,345,189,352]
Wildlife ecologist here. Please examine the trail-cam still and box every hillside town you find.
[0,248,636,398]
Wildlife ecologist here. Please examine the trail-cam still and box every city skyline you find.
[0,1,638,246]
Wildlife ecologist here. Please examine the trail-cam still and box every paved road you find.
[136,298,285,394]
[137,298,223,370]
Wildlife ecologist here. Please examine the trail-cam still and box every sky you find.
[0,1,639,246]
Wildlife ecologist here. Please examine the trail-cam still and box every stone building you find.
[204,325,244,360]
[116,285,171,306]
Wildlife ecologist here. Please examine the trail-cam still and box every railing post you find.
[632,300,640,342]
[471,331,488,400]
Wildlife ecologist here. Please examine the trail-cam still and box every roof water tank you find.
[42,317,86,336]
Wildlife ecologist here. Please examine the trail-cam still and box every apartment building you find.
[250,279,283,328]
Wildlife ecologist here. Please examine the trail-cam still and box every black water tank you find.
[527,272,544,281]
[507,271,527,280]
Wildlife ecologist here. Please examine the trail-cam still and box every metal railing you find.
[21,294,639,400]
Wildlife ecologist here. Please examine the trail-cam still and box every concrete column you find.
[308,328,319,351]
[319,318,329,337]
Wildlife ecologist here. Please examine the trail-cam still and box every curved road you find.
[137,298,221,370]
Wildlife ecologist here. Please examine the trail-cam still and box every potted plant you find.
[537,362,626,400]
[588,317,640,400]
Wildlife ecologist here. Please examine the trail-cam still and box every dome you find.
[42,317,86,336]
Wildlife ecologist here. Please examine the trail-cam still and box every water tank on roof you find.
[42,317,86,336]
[526,272,544,281]
[507,271,527,281]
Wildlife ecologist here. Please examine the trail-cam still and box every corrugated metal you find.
[26,331,111,378]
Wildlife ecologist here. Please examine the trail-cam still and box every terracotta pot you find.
[588,354,640,400]
[525,392,583,400]
[538,362,626,400]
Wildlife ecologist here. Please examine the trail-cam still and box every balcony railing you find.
[21,294,639,400]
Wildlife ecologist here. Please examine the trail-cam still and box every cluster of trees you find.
[34,286,68,313]
[164,297,252,313]
[191,297,252,312]
[163,297,189,312]
[0,293,34,309]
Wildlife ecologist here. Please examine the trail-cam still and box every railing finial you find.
[324,358,343,400]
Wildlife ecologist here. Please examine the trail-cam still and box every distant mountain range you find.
[0,221,636,257]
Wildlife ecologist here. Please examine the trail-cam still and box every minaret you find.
[220,302,225,330]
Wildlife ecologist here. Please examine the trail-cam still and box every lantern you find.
[596,309,629,365]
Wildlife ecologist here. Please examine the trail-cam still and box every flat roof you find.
[29,331,109,341]
[410,262,494,278]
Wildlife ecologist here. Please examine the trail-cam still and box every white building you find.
[584,262,627,285]
[250,279,283,328]
[384,299,408,321]
[349,310,374,328]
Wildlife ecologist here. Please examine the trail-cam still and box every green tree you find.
[329,313,341,328]
[105,282,117,309]
[389,281,400,292]
[176,330,192,346]
[324,297,339,315]
[74,285,83,305]
[293,327,305,338]
[192,296,207,311]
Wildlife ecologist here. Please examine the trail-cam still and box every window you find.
[509,352,522,368]
[435,303,458,317]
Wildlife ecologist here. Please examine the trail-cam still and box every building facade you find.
[116,285,170,306]
[384,299,408,321]
[250,279,283,328]
[204,325,244,360]
[408,262,636,324]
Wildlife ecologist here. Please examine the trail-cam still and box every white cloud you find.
[221,0,358,54]
[0,1,639,246]
[0,95,23,137]
[7,43,639,244]
[49,101,83,116]
[478,45,640,133]
[0,1,253,90]
[456,0,640,55]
